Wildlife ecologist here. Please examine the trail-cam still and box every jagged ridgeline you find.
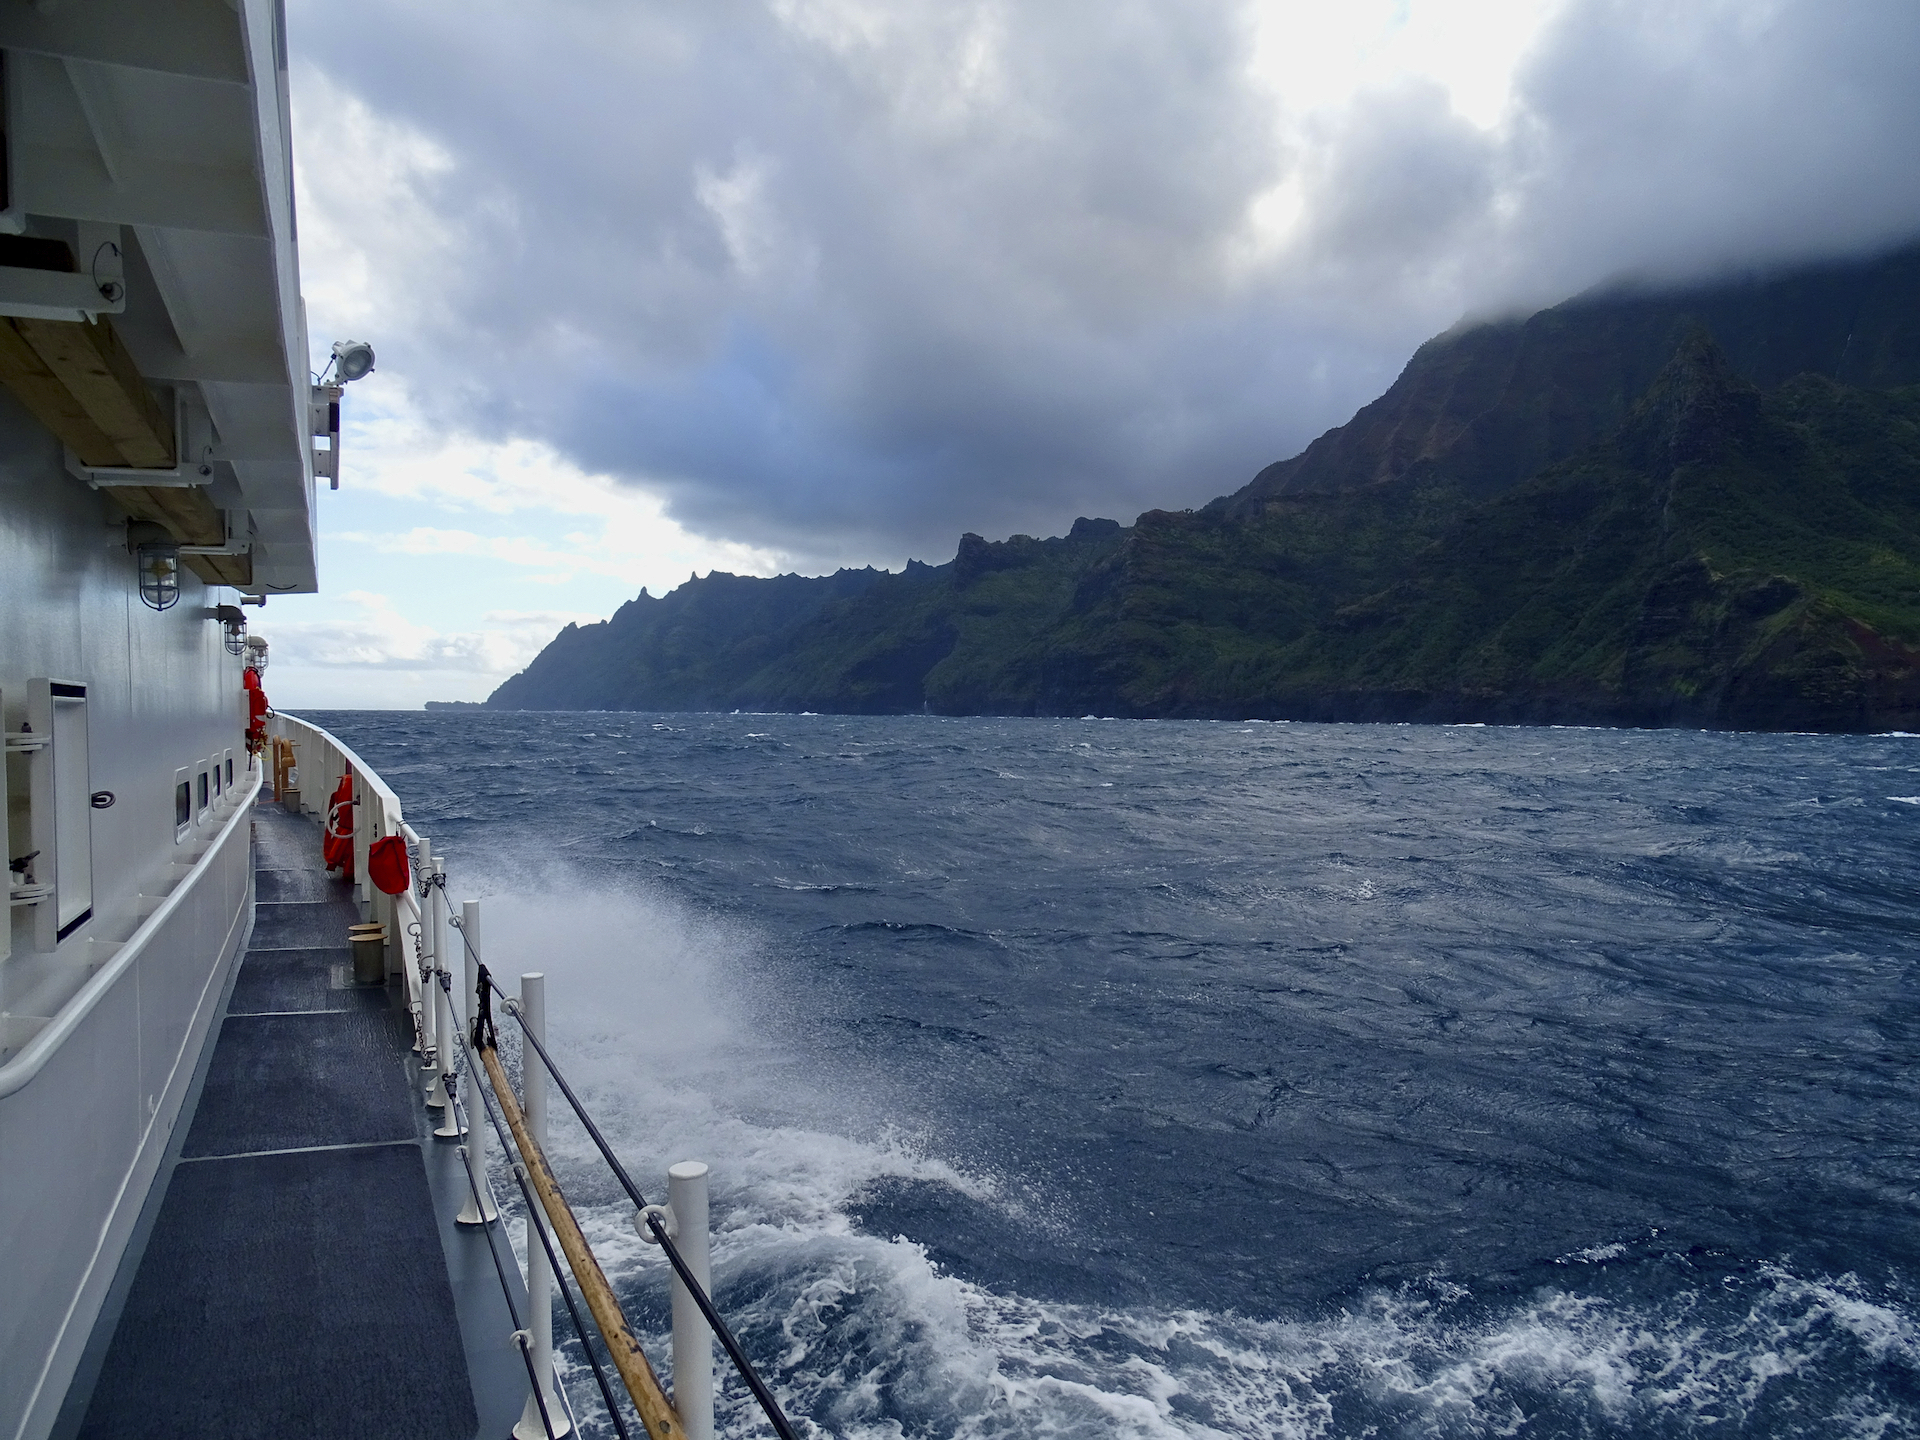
[487,242,1920,731]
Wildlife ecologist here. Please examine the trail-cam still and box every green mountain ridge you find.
[487,242,1920,731]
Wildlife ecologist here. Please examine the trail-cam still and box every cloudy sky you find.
[264,0,1920,708]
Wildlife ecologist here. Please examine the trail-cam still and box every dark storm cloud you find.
[1504,0,1920,297]
[290,0,1920,569]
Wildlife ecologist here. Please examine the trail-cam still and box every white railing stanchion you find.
[353,771,372,920]
[415,835,438,1068]
[515,971,571,1439]
[454,893,497,1225]
[431,949,461,1139]
[384,835,402,979]
[668,1161,715,1440]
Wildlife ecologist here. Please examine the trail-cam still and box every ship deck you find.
[56,800,527,1440]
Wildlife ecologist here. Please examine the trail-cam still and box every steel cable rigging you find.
[450,917,801,1440]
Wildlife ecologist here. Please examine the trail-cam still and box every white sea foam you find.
[457,874,1919,1440]
[600,1243,1920,1440]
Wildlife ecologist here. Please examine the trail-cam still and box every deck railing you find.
[267,713,794,1440]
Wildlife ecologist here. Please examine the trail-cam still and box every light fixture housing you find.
[331,339,375,383]
[244,633,270,675]
[129,522,182,611]
[214,603,248,654]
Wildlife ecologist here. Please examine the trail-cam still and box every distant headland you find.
[475,241,1920,734]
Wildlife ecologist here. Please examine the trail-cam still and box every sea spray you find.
[432,872,1920,1440]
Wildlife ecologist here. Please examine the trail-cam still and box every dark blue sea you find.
[308,711,1920,1438]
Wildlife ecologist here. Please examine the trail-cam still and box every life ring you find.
[326,799,355,839]
[321,771,358,879]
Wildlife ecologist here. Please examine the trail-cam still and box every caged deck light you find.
[214,604,248,654]
[129,522,182,611]
[244,634,270,675]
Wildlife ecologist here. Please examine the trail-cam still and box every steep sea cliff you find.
[485,242,1920,731]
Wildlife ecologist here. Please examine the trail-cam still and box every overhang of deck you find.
[0,0,317,596]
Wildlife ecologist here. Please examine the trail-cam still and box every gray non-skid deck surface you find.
[182,1010,418,1156]
[86,1148,467,1438]
[227,946,391,1015]
[77,805,480,1440]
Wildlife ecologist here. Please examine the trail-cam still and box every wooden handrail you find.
[479,1044,684,1440]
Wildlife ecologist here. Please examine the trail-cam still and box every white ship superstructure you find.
[0,4,316,1435]
[0,10,803,1439]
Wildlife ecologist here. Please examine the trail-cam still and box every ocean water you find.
[307,711,1920,1438]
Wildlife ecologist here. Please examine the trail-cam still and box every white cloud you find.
[324,383,792,588]
[293,73,465,349]
[261,592,608,708]
[266,590,586,673]
[275,0,1920,710]
[255,388,795,705]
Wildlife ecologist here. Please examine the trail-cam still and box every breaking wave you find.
[465,876,1920,1440]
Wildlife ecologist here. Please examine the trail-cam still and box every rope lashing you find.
[472,960,499,1051]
